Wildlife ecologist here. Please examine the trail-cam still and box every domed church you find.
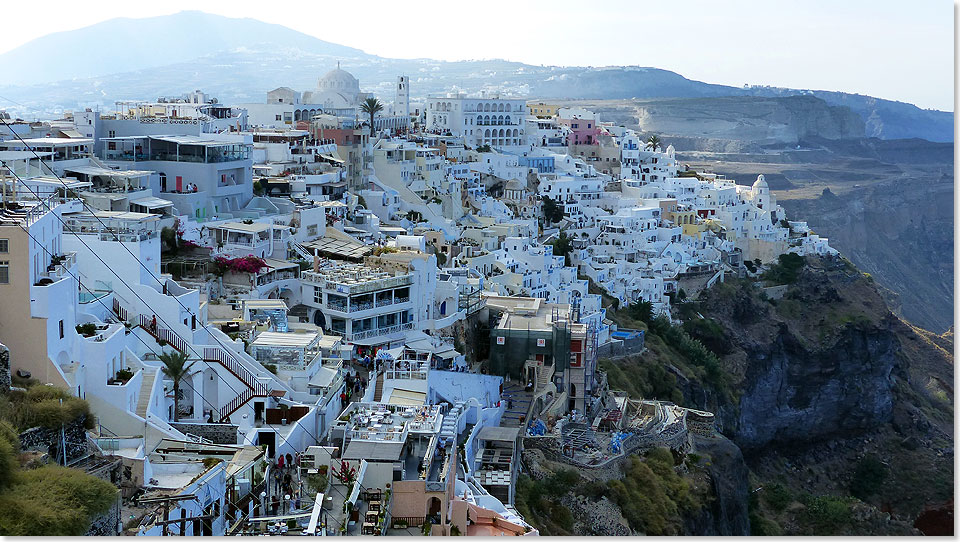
[301,66,370,110]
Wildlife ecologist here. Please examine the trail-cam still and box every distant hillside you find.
[0,10,368,85]
[0,11,952,142]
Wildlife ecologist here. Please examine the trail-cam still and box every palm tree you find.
[646,134,661,151]
[360,97,384,137]
[158,351,196,422]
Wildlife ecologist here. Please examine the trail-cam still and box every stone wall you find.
[19,416,89,463]
[86,502,121,536]
[169,422,239,444]
[0,342,10,393]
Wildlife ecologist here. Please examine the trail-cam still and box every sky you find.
[1,0,954,111]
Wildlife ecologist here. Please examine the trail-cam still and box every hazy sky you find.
[2,0,954,110]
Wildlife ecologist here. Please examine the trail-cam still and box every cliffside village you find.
[0,67,836,535]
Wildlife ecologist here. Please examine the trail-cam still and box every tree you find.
[360,97,384,137]
[541,195,564,224]
[547,231,573,266]
[646,134,661,151]
[158,351,196,422]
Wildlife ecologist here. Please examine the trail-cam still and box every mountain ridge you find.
[0,11,952,142]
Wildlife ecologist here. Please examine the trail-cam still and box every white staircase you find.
[440,401,466,441]
[136,368,158,418]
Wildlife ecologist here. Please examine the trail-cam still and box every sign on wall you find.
[496,336,505,345]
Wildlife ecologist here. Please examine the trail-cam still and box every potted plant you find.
[116,368,134,384]
[279,403,289,425]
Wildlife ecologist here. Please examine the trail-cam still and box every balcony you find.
[38,252,77,282]
[350,322,414,341]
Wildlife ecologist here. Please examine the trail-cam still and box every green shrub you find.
[762,253,806,285]
[849,455,887,500]
[0,385,93,431]
[0,465,117,535]
[798,494,852,535]
[0,421,18,490]
[750,512,782,535]
[75,323,97,337]
[605,452,696,535]
[764,483,793,512]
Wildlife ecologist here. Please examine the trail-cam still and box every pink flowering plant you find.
[213,255,268,275]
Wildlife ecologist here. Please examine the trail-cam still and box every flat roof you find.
[477,426,520,443]
[0,150,53,160]
[307,366,338,388]
[130,196,174,209]
[89,210,160,222]
[342,440,404,461]
[263,257,299,270]
[64,165,154,177]
[215,221,271,233]
[0,137,92,146]
[251,331,319,349]
[385,388,426,407]
[242,299,289,311]
[17,176,91,188]
[300,236,372,260]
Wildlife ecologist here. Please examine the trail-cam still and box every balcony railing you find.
[350,322,414,341]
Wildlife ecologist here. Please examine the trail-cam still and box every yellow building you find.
[526,101,560,118]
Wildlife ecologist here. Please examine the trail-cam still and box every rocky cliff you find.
[691,257,902,450]
[635,95,865,145]
[600,254,952,534]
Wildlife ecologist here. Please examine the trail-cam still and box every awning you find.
[386,388,426,406]
[131,196,174,209]
[342,440,403,461]
[307,366,338,388]
[319,153,345,164]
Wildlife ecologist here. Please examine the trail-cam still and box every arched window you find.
[484,129,490,137]
[513,129,519,137]
[505,115,511,124]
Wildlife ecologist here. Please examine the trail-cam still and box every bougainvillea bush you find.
[213,255,267,275]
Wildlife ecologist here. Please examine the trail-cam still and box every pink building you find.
[558,111,601,146]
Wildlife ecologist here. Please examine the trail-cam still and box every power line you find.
[0,159,316,453]
[0,115,303,416]
[0,118,362,529]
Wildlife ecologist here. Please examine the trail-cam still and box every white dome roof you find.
[318,68,359,94]
[752,174,768,191]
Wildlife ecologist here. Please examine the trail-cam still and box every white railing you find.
[350,322,414,341]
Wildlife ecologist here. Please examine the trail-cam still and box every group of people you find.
[268,452,300,515]
[339,371,367,405]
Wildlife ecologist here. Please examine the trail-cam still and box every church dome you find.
[318,68,360,94]
[752,174,768,192]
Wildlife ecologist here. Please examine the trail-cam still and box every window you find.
[59,320,64,339]
[108,130,116,138]
[276,115,282,121]
[0,239,7,253]
[0,261,7,284]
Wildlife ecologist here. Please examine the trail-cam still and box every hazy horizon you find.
[1,0,954,111]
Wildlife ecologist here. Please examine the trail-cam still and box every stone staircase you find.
[439,401,466,441]
[136,368,158,418]
[536,363,555,393]
[373,373,384,402]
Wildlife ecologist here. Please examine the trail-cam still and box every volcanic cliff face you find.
[690,256,939,452]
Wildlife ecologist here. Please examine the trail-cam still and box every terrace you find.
[101,135,250,164]
[63,210,160,242]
